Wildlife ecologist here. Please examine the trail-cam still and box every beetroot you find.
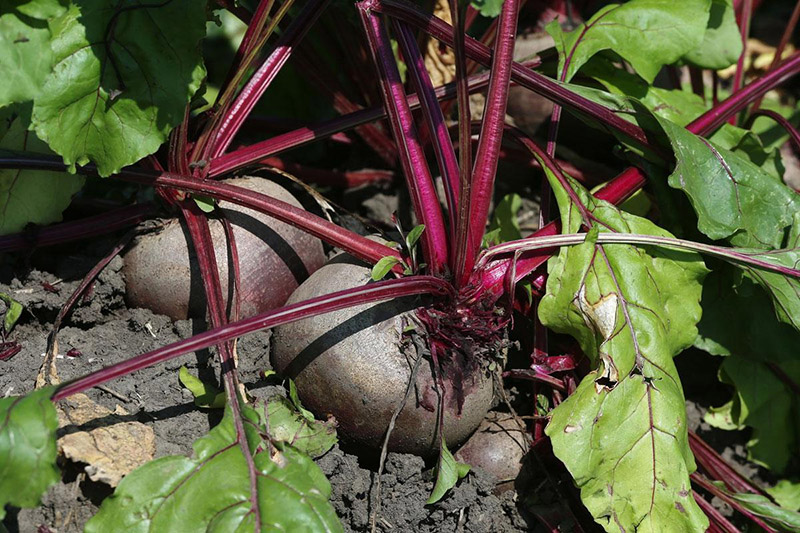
[454,411,528,492]
[123,177,325,320]
[272,253,495,455]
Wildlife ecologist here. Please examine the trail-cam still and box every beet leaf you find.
[545,0,711,84]
[84,403,342,532]
[540,170,708,531]
[29,0,206,175]
[0,2,62,107]
[681,0,743,70]
[696,272,800,472]
[0,108,84,234]
[0,387,59,520]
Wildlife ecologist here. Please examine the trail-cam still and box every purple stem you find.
[0,155,402,269]
[210,0,331,159]
[357,4,449,274]
[693,492,741,533]
[392,19,460,248]
[731,0,753,98]
[194,0,294,161]
[691,473,777,532]
[214,0,276,108]
[181,205,260,525]
[478,51,800,293]
[459,0,519,284]
[208,66,501,177]
[689,432,768,497]
[747,109,800,155]
[370,0,651,149]
[291,50,399,166]
[52,276,453,400]
[0,203,154,253]
[449,0,474,287]
[476,233,800,280]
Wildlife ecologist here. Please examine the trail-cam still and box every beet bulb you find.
[123,177,325,320]
[272,252,495,456]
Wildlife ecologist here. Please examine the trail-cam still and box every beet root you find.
[271,253,495,456]
[454,412,528,493]
[123,177,325,321]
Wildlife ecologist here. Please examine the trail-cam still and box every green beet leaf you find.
[0,0,65,107]
[371,255,402,281]
[178,366,225,409]
[85,403,342,532]
[0,387,59,520]
[0,107,84,235]
[405,224,426,252]
[736,247,800,334]
[768,480,800,512]
[470,0,502,18]
[538,161,708,531]
[0,8,56,108]
[4,0,67,20]
[257,395,337,459]
[728,490,800,531]
[560,71,795,247]
[426,437,470,505]
[0,292,24,333]
[546,0,710,84]
[31,0,206,176]
[681,0,742,70]
[695,271,800,472]
[488,193,523,244]
[656,116,799,250]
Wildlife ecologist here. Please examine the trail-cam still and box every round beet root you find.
[272,253,495,456]
[454,412,528,491]
[123,177,325,320]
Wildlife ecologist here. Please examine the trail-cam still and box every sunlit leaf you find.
[0,292,23,334]
[0,387,59,520]
[192,195,216,214]
[405,224,426,251]
[426,437,470,504]
[178,366,225,409]
[258,395,337,459]
[539,163,708,531]
[31,0,206,176]
[0,7,56,107]
[85,404,342,532]
[546,0,711,83]
[768,480,800,512]
[728,490,800,531]
[470,0,503,18]
[371,256,402,281]
[288,378,315,422]
[656,116,799,250]
[681,0,742,70]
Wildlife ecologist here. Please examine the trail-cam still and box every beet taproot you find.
[123,177,325,320]
[272,253,495,456]
[454,411,528,492]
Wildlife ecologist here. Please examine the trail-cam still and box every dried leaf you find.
[57,394,155,487]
